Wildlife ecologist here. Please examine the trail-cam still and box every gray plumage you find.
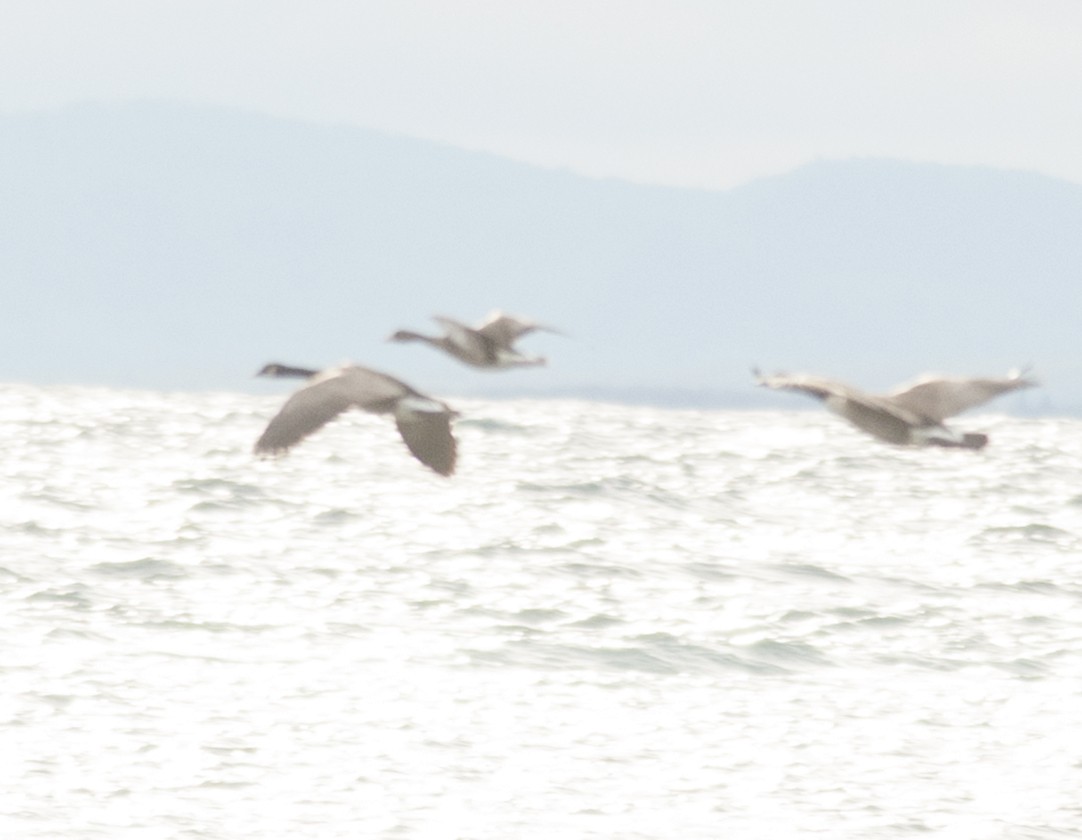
[389,310,557,369]
[754,368,1037,449]
[254,363,457,476]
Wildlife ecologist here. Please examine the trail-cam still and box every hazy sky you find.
[4,1,1081,188]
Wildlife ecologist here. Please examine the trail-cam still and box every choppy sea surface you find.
[2,383,1082,839]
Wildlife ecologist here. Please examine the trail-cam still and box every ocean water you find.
[2,383,1081,839]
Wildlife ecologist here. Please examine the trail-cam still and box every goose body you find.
[254,363,457,476]
[390,310,556,369]
[755,369,1036,449]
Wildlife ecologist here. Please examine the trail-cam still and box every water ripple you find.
[2,385,1082,837]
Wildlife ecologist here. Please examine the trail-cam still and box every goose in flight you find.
[254,363,457,475]
[389,310,558,369]
[754,368,1036,449]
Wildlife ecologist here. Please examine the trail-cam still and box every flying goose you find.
[754,368,1036,449]
[389,310,557,369]
[254,363,457,475]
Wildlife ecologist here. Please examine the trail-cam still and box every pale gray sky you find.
[3,0,1081,188]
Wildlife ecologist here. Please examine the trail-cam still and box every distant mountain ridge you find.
[1,101,1078,410]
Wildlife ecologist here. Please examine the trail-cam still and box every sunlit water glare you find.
[2,384,1081,838]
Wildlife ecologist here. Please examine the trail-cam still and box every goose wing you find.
[433,316,495,362]
[254,366,410,455]
[756,370,924,443]
[755,371,868,403]
[475,311,542,347]
[394,397,457,476]
[886,373,1036,422]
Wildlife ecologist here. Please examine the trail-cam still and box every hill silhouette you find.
[1,101,1078,410]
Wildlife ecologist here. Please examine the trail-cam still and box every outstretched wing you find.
[433,315,496,363]
[254,373,360,455]
[754,371,865,403]
[254,366,414,455]
[755,369,923,444]
[475,311,542,347]
[394,397,457,476]
[886,372,1037,422]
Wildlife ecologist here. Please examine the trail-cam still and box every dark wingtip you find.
[255,363,320,379]
[751,366,772,386]
[420,447,457,477]
[252,436,292,458]
[961,432,989,450]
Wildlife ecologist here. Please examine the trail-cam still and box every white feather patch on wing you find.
[397,396,450,417]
